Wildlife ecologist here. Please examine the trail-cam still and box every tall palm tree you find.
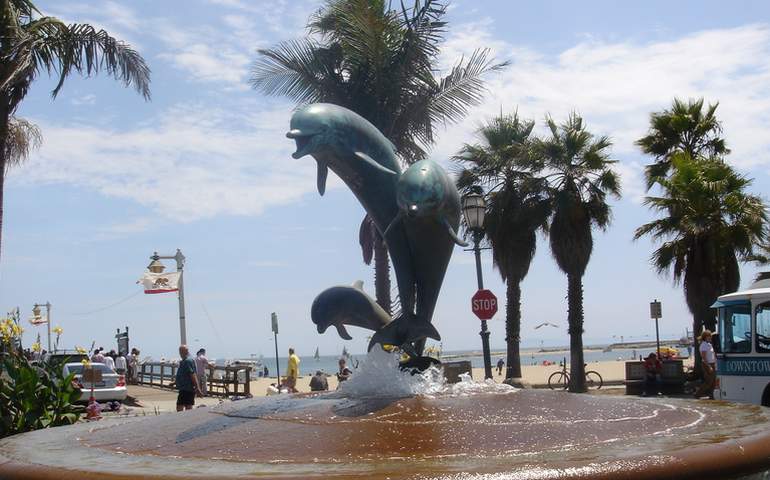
[636,98,728,189]
[0,0,151,262]
[534,113,621,393]
[252,0,506,314]
[454,112,550,381]
[635,154,766,371]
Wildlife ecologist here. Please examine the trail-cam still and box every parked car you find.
[43,351,89,366]
[62,362,127,403]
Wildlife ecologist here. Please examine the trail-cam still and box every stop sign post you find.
[472,289,498,320]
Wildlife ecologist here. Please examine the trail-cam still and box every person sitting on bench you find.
[643,353,662,396]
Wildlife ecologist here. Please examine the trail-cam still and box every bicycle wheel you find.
[548,371,569,390]
[585,371,603,390]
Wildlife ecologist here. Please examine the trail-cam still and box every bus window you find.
[719,303,751,353]
[755,302,770,353]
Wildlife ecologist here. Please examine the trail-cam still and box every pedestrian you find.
[170,345,202,411]
[129,348,140,384]
[309,370,328,391]
[103,350,116,371]
[263,365,269,378]
[496,358,505,376]
[92,348,105,363]
[285,347,300,393]
[195,348,211,396]
[336,358,352,385]
[115,352,127,375]
[694,330,717,399]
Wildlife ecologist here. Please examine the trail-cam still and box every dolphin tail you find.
[441,216,469,247]
[368,314,440,351]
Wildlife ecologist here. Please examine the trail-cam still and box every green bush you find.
[0,352,84,438]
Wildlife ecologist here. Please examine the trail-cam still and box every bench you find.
[625,360,685,395]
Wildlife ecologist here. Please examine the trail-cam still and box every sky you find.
[3,0,770,360]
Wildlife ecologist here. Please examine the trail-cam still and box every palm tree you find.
[636,98,728,188]
[534,113,621,393]
[454,112,550,381]
[252,0,506,314]
[634,154,766,371]
[0,0,151,262]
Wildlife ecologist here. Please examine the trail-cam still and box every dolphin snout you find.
[286,129,303,139]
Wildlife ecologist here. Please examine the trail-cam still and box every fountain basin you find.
[1,389,770,479]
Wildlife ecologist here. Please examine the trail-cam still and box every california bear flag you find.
[138,271,181,294]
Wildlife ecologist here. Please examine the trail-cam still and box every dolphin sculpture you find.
[371,160,466,349]
[288,104,464,355]
[287,103,418,318]
[311,281,392,340]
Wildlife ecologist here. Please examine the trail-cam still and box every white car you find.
[62,362,127,403]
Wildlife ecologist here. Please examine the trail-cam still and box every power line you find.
[66,290,142,316]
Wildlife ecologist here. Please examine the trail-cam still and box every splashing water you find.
[337,345,516,399]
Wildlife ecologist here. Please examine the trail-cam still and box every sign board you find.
[82,367,103,383]
[115,329,129,357]
[472,289,498,320]
[271,312,279,334]
[650,300,662,319]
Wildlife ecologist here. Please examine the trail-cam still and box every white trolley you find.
[714,274,770,406]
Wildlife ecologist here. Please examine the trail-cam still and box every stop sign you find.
[471,289,498,320]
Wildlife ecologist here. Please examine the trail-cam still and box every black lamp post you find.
[462,193,493,379]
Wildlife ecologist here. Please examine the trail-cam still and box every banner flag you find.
[29,315,48,326]
[137,271,181,294]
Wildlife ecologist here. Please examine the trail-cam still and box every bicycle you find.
[548,357,603,390]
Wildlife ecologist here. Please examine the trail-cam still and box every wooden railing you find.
[136,362,251,398]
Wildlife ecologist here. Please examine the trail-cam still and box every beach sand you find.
[125,357,692,413]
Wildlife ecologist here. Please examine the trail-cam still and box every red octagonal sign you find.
[471,289,498,320]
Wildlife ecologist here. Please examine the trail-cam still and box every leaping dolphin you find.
[371,160,465,350]
[287,103,417,318]
[311,281,392,340]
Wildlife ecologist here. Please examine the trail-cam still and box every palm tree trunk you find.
[505,279,522,379]
[373,232,391,315]
[0,114,8,269]
[567,273,587,393]
[691,305,713,379]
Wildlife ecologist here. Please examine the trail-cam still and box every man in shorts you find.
[172,345,202,411]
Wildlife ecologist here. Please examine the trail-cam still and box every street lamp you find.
[147,250,187,345]
[462,193,493,379]
[32,302,52,352]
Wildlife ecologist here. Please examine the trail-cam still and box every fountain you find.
[3,104,770,479]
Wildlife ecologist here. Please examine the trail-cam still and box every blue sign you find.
[718,357,770,376]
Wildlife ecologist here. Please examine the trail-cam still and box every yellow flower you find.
[75,346,87,355]
[31,342,42,353]
[52,326,63,335]
[81,358,92,367]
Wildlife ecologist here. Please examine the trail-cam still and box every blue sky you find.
[3,0,770,360]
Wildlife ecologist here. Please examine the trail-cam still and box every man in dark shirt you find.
[171,345,202,411]
[309,370,328,391]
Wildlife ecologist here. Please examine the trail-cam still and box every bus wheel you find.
[762,385,770,407]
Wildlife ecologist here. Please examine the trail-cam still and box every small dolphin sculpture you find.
[311,281,391,340]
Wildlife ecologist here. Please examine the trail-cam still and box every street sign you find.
[650,300,662,319]
[472,289,498,320]
[271,312,278,334]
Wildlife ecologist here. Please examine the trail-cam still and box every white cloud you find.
[71,94,96,106]
[13,102,317,221]
[432,23,770,201]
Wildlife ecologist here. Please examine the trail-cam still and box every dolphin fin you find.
[383,211,403,238]
[352,280,364,290]
[335,323,353,340]
[317,160,328,196]
[354,152,398,176]
[441,216,469,247]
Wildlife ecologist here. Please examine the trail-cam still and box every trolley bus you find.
[714,274,770,406]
